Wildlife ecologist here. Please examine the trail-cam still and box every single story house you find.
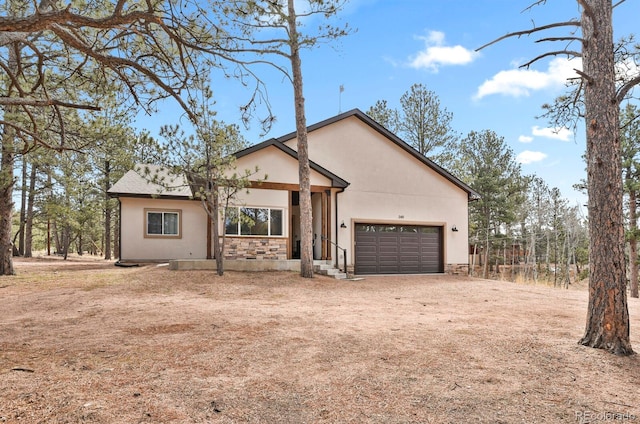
[108,109,479,275]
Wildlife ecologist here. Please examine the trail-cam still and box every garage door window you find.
[356,224,376,232]
[356,224,400,232]
[400,226,418,233]
[421,227,439,234]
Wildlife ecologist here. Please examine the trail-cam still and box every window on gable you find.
[145,209,181,237]
[225,207,284,237]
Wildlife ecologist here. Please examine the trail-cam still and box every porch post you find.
[322,190,331,260]
[206,214,212,259]
[288,190,293,259]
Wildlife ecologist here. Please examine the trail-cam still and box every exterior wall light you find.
[452,225,459,232]
[340,221,347,228]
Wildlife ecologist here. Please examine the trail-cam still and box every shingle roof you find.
[108,164,192,198]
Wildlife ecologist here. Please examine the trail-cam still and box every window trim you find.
[144,208,182,239]
[225,206,285,237]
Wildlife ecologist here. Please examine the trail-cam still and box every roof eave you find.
[107,192,194,200]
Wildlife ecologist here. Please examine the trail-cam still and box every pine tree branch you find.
[0,97,101,110]
[617,75,640,104]
[520,50,582,68]
[476,20,581,52]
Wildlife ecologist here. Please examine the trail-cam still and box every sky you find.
[135,0,639,209]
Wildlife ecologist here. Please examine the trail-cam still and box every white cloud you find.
[409,31,478,72]
[474,57,581,99]
[517,150,547,164]
[532,125,572,141]
[518,135,534,143]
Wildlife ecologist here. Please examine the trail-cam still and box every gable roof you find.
[234,138,350,189]
[276,108,480,200]
[108,164,193,199]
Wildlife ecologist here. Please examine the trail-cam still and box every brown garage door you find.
[355,224,443,274]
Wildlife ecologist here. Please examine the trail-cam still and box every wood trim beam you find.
[249,181,332,193]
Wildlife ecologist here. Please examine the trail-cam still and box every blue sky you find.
[136,0,639,208]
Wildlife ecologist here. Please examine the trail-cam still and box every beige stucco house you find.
[109,109,479,275]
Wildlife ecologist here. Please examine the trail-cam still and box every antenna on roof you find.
[339,85,344,113]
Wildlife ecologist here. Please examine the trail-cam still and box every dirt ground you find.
[1,257,639,424]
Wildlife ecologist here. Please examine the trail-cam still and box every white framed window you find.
[144,209,181,238]
[225,207,284,237]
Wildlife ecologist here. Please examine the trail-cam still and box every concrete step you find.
[314,263,348,280]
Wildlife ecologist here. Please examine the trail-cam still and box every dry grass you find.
[1,257,639,423]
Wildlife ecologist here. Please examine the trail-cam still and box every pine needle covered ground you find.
[1,257,638,423]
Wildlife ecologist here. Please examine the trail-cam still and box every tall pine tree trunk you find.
[24,162,37,258]
[628,185,639,298]
[211,184,224,276]
[0,42,18,275]
[17,155,27,256]
[579,0,632,355]
[0,128,15,275]
[287,0,313,278]
[104,160,112,260]
[52,221,61,254]
[531,230,538,283]
[482,228,490,279]
[62,223,70,260]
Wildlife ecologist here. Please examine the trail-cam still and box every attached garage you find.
[354,224,444,274]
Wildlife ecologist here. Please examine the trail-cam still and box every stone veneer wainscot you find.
[223,237,288,260]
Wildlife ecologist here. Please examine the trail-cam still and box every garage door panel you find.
[422,244,439,250]
[379,255,399,262]
[357,235,378,244]
[379,246,398,255]
[379,262,400,273]
[399,260,420,273]
[357,245,377,253]
[421,245,439,254]
[379,238,398,246]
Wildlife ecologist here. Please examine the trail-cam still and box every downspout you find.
[468,193,480,276]
[118,198,122,261]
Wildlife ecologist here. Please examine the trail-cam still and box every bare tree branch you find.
[522,0,548,13]
[520,50,582,68]
[618,75,640,103]
[536,36,583,44]
[575,69,594,84]
[476,20,581,52]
